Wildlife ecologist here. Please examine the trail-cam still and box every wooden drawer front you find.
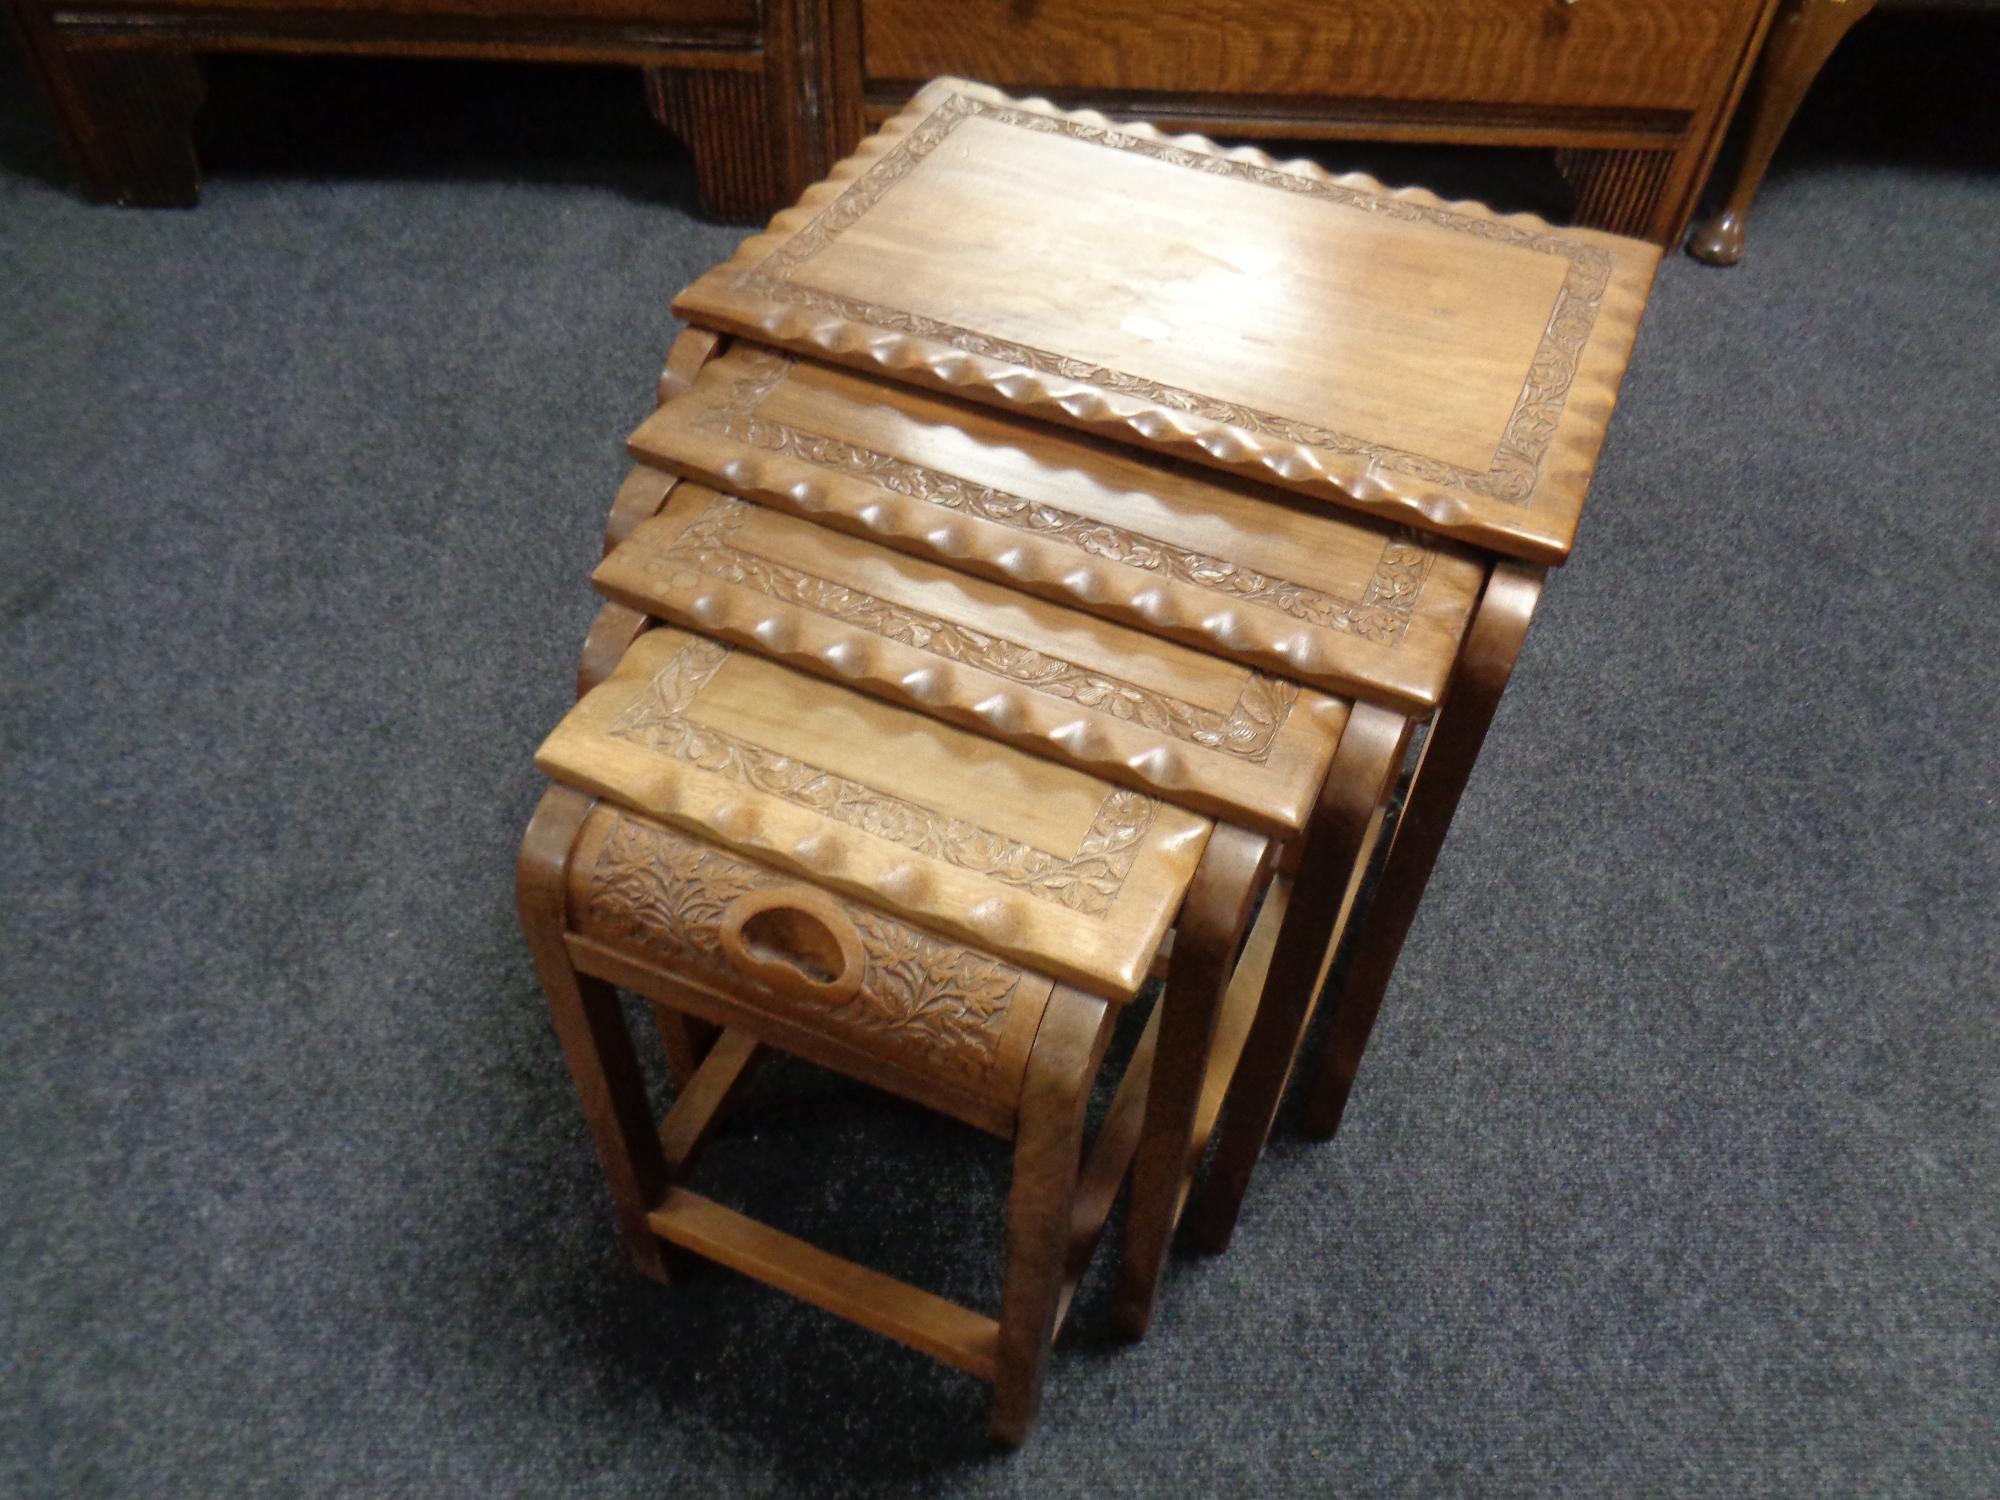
[92,0,760,25]
[631,347,1485,711]
[862,0,1750,112]
[536,625,1211,999]
[568,804,1056,1128]
[594,478,1350,838]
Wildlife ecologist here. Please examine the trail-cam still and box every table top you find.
[536,625,1213,999]
[594,474,1351,837]
[673,77,1661,564]
[631,344,1488,711]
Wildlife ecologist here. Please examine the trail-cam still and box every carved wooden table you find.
[671,80,1656,565]
[522,78,1659,1439]
[524,621,1289,1440]
[532,448,1430,1434]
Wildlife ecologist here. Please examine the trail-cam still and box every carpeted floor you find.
[3,19,1995,1497]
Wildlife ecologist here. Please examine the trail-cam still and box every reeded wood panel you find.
[672,79,1660,564]
[1556,147,1678,239]
[631,346,1486,709]
[862,0,1744,111]
[594,478,1350,835]
[535,626,1212,998]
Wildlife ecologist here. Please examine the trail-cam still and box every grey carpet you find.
[3,21,1995,1497]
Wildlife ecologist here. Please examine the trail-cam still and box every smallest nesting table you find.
[523,623,1272,1441]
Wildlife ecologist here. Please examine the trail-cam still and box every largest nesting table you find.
[523,75,1660,1441]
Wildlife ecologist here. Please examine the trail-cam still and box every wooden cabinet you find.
[8,0,1777,243]
[848,0,1782,243]
[1,0,844,219]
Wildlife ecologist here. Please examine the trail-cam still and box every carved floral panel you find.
[589,811,1028,1083]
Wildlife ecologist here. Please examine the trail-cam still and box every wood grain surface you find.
[535,625,1212,997]
[990,981,1117,1442]
[650,1186,1003,1377]
[672,79,1660,563]
[517,784,672,1280]
[630,347,1485,709]
[602,466,678,557]
[594,478,1350,835]
[565,802,1057,1122]
[1183,699,1410,1251]
[862,0,1748,112]
[1301,559,1548,1140]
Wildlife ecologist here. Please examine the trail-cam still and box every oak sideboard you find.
[9,0,1779,243]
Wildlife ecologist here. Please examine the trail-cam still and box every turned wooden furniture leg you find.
[991,983,1116,1445]
[1298,561,1547,1140]
[1182,701,1413,1253]
[1112,823,1272,1338]
[517,784,672,1281]
[18,42,204,206]
[1688,0,1879,264]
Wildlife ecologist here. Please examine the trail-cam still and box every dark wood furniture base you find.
[11,0,1781,241]
[2,0,853,219]
[8,40,206,206]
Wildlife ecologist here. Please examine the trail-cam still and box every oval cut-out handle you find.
[718,886,865,1007]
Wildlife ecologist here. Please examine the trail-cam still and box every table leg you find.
[518,784,673,1280]
[1688,0,1879,265]
[1299,562,1546,1140]
[1112,824,1271,1338]
[1183,701,1411,1252]
[18,39,204,207]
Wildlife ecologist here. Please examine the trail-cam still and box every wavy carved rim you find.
[745,92,1609,507]
[693,347,1439,652]
[674,77,1660,564]
[645,492,1303,764]
[604,634,1160,917]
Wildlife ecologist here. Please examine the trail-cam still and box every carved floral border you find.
[736,92,1613,507]
[645,492,1300,763]
[590,811,1024,1081]
[696,348,1437,646]
[606,635,1158,916]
